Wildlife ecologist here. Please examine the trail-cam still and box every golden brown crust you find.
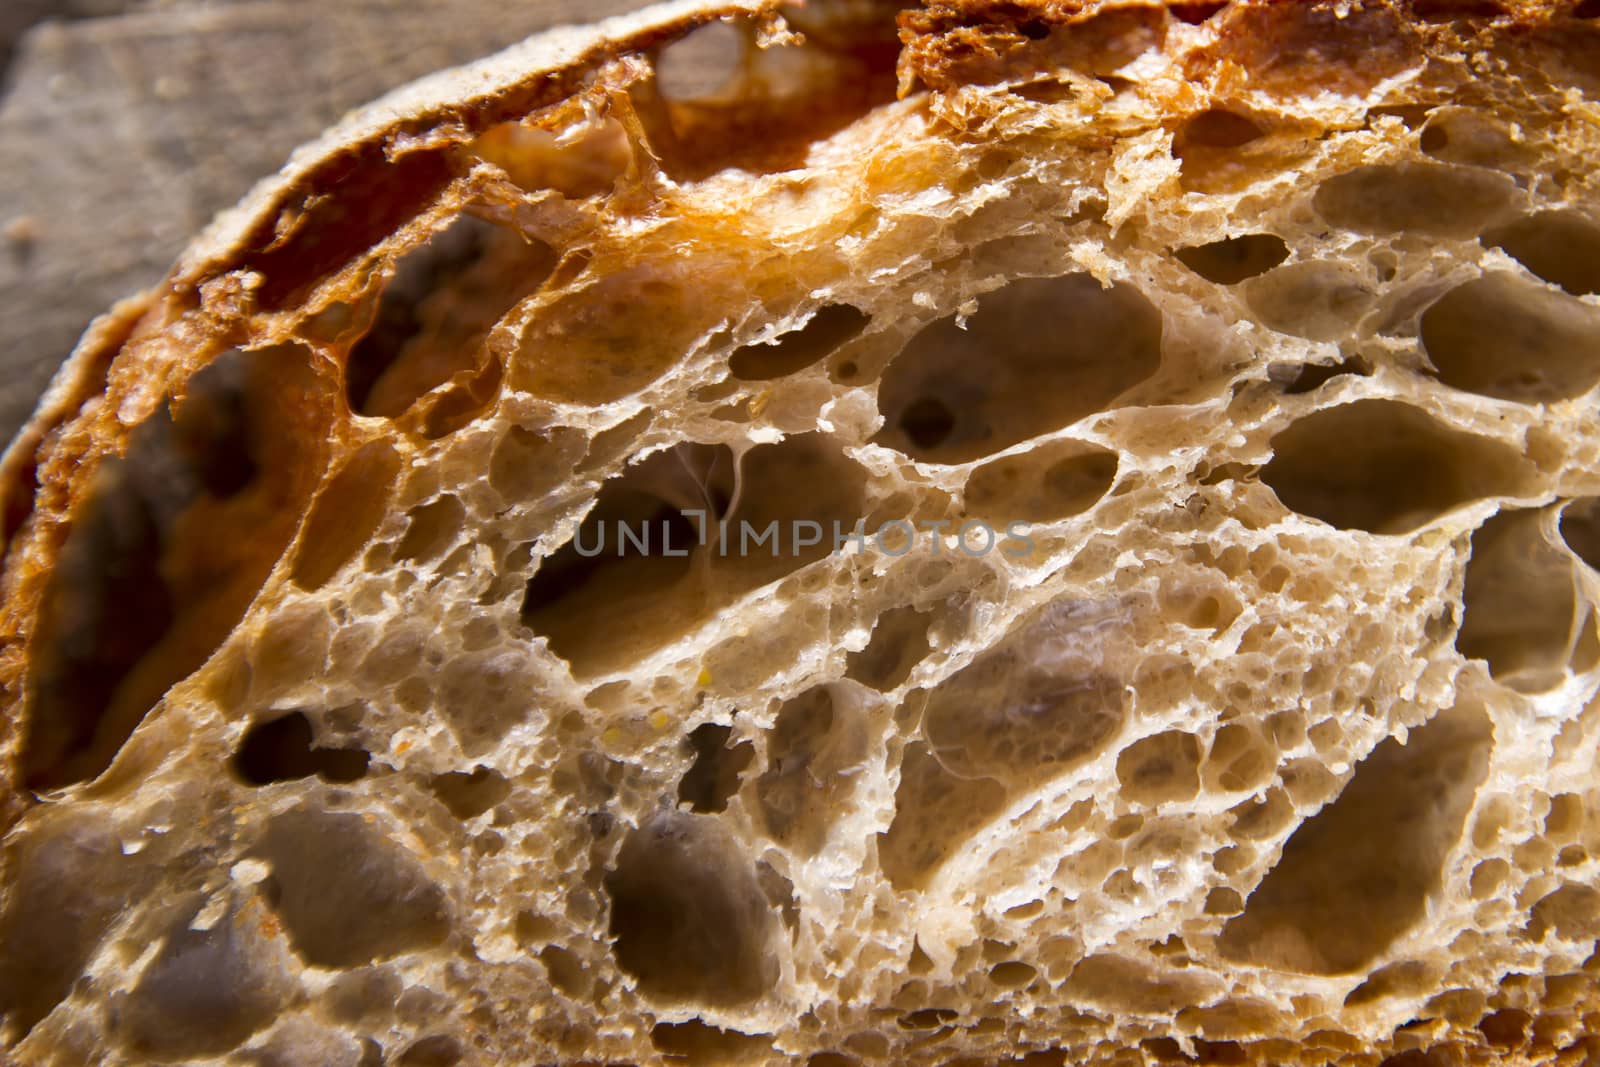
[896,0,1599,96]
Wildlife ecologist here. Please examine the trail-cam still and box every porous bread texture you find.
[2,0,1600,1065]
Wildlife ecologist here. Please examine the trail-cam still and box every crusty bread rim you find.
[0,0,775,541]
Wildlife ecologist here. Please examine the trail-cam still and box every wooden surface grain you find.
[0,0,652,449]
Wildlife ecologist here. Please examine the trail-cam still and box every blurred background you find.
[0,0,655,447]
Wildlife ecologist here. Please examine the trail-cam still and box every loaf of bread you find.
[2,0,1600,1063]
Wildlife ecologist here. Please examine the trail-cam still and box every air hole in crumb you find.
[1261,400,1528,534]
[326,979,406,1036]
[1063,954,1218,1016]
[1170,1,1228,23]
[1194,1040,1250,1064]
[111,898,290,1059]
[878,742,1007,892]
[1545,793,1585,840]
[22,433,179,790]
[1376,1049,1440,1067]
[346,214,550,419]
[1198,462,1253,487]
[579,411,655,477]
[1344,961,1437,1006]
[1560,498,1600,571]
[395,494,467,565]
[1313,162,1515,237]
[538,944,588,996]
[0,815,135,1037]
[172,357,259,499]
[1578,0,1600,17]
[525,436,866,676]
[1143,1037,1186,1062]
[655,21,745,101]
[1116,732,1202,806]
[395,986,450,1025]
[756,861,800,933]
[923,656,1123,783]
[419,355,504,439]
[1004,900,1046,920]
[1013,79,1076,104]
[1411,0,1506,19]
[490,426,579,503]
[757,687,869,855]
[1219,702,1492,974]
[897,396,957,451]
[429,766,511,819]
[846,606,934,691]
[1174,108,1267,190]
[256,809,450,968]
[631,8,900,180]
[1477,1009,1531,1050]
[883,604,1129,887]
[650,1019,774,1062]
[1283,354,1370,395]
[1483,211,1600,297]
[241,147,454,313]
[1417,108,1519,168]
[875,275,1161,463]
[907,940,935,974]
[397,1035,464,1067]
[1421,273,1600,402]
[514,910,561,948]
[605,811,779,1006]
[291,441,402,591]
[1203,724,1276,794]
[1179,109,1264,149]
[522,444,717,657]
[989,961,1038,988]
[1244,261,1373,342]
[510,260,742,406]
[233,712,369,785]
[1457,509,1579,692]
[467,116,632,199]
[1175,234,1289,285]
[898,1008,958,1031]
[921,607,1132,793]
[1529,882,1600,941]
[730,304,869,381]
[678,723,755,813]
[1204,887,1244,916]
[344,215,485,412]
[22,344,328,790]
[965,442,1118,524]
[434,650,538,758]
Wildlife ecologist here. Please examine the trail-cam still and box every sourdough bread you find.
[3,1,1600,1064]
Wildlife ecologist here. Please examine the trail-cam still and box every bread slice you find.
[3,0,1600,1063]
